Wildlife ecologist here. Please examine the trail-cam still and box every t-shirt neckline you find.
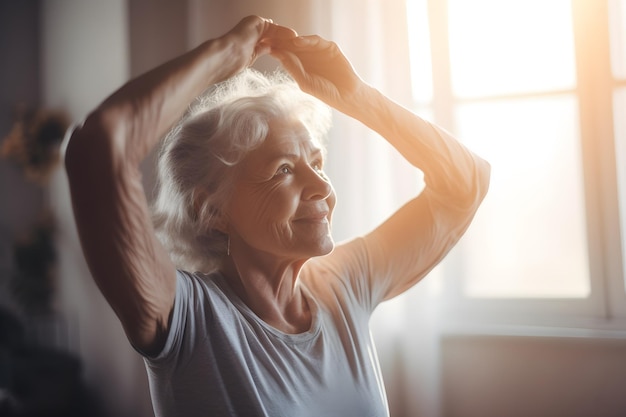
[207,271,322,344]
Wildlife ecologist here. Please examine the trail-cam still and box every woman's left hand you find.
[268,35,365,113]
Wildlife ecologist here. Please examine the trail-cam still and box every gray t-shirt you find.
[142,237,390,417]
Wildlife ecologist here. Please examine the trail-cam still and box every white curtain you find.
[319,3,442,417]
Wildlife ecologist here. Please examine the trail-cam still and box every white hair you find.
[151,69,332,273]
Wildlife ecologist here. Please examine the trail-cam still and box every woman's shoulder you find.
[301,235,387,312]
[303,236,378,275]
[173,269,232,312]
[301,237,370,294]
[303,237,360,272]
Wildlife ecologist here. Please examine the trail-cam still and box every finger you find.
[237,15,268,33]
[255,43,271,58]
[292,35,324,47]
[270,49,306,83]
[268,35,334,54]
[293,35,338,52]
[264,23,298,40]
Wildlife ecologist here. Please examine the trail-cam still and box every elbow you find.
[453,156,491,214]
[64,107,127,178]
[64,120,89,179]
[475,156,491,203]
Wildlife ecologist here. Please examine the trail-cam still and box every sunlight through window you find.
[407,0,591,299]
[456,97,589,297]
[406,0,433,104]
[447,0,576,98]
[611,0,626,290]
[610,0,626,79]
[615,88,626,284]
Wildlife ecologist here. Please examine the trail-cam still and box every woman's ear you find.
[212,210,229,234]
[192,187,209,222]
[193,186,230,233]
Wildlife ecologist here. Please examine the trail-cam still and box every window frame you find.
[411,0,626,325]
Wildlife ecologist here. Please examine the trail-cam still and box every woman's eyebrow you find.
[264,145,324,164]
[310,148,324,159]
[264,152,299,165]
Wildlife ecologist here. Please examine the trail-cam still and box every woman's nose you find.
[302,167,333,201]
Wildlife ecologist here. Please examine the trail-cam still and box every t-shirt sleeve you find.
[141,270,209,369]
[306,236,389,314]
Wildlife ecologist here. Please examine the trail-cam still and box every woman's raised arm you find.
[271,35,490,302]
[65,17,296,354]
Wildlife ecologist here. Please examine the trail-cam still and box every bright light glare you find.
[454,97,590,298]
[614,89,626,281]
[447,0,577,97]
[610,0,626,79]
[404,0,589,298]
[406,0,433,104]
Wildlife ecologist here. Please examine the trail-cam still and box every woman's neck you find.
[219,255,312,334]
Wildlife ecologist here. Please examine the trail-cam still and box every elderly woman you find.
[65,16,489,417]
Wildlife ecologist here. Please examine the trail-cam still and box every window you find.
[406,0,626,320]
[612,0,626,316]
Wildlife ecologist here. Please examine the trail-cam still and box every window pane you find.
[615,88,626,282]
[610,0,626,79]
[453,96,590,298]
[406,0,433,104]
[447,0,576,98]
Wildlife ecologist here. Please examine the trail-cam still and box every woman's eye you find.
[276,165,292,176]
[312,161,323,172]
[312,162,329,180]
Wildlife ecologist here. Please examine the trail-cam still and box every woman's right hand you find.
[217,16,297,78]
[268,34,366,117]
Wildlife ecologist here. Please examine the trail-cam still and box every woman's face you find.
[225,117,336,263]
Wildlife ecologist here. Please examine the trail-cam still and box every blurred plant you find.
[9,211,56,316]
[1,105,69,185]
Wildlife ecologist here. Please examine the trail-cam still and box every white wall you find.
[441,334,626,417]
[0,0,44,311]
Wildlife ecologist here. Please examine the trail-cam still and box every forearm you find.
[346,84,490,207]
[349,86,490,300]
[268,33,489,204]
[81,37,237,166]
